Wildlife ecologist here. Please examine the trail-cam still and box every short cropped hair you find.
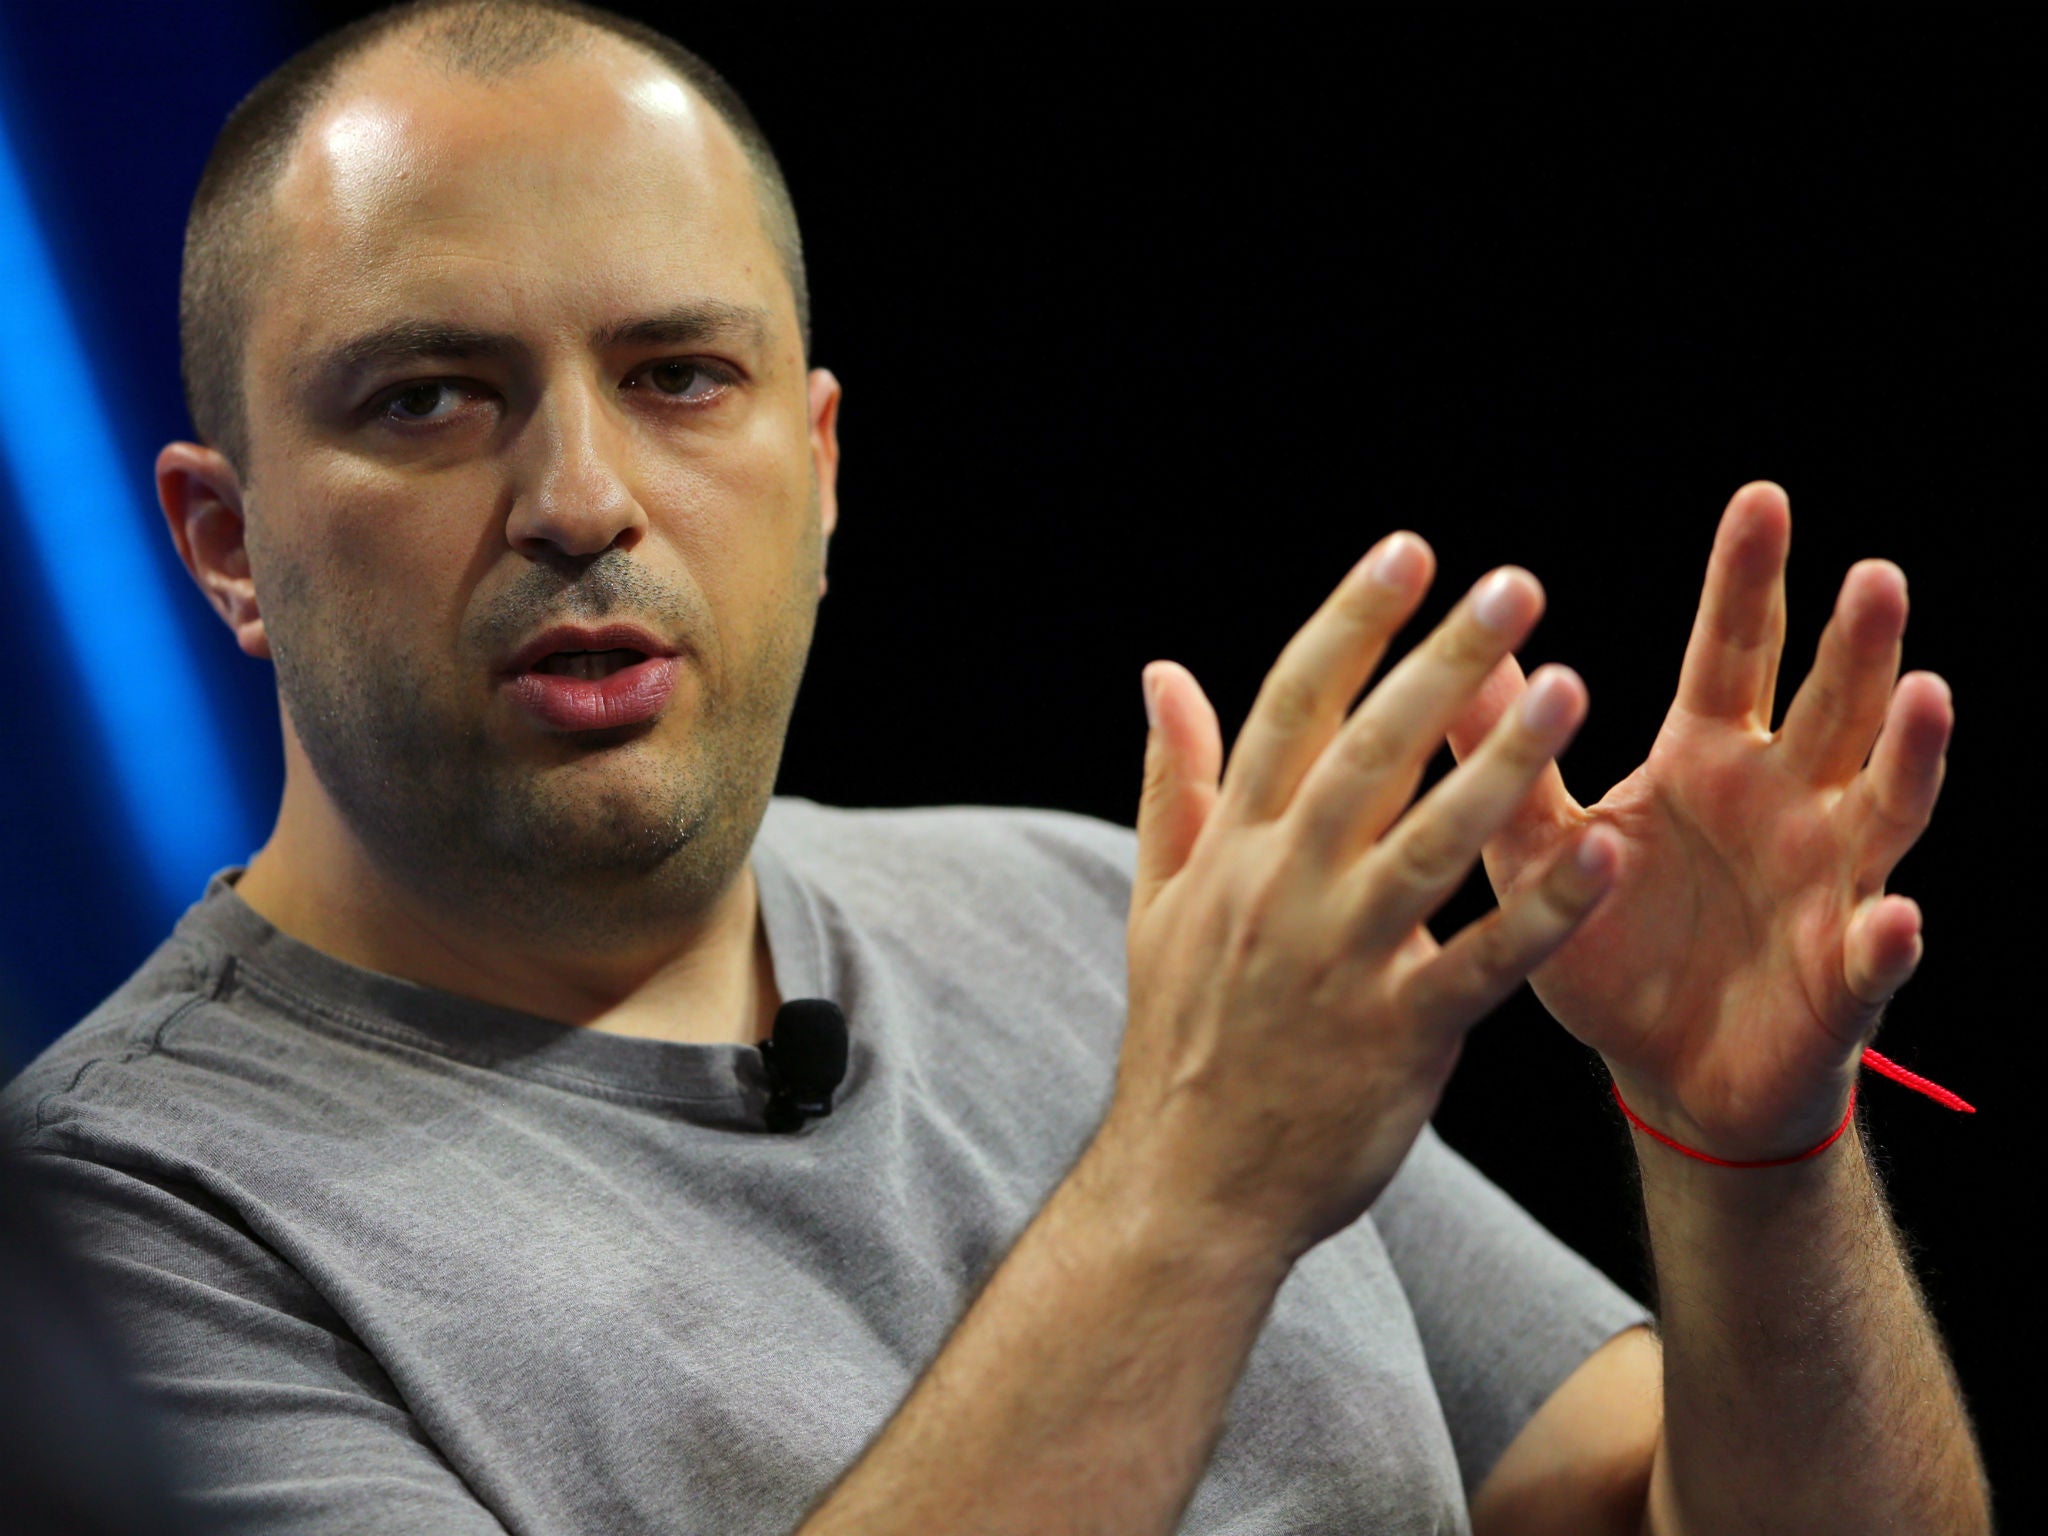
[179,0,808,473]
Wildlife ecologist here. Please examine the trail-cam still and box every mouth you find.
[502,625,681,733]
[529,647,649,681]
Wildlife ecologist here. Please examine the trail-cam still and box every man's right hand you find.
[803,534,1626,1536]
[1102,532,1620,1266]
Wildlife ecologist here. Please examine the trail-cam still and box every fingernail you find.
[1519,669,1576,735]
[1574,829,1614,877]
[1142,666,1161,730]
[1368,533,1426,589]
[1472,569,1528,631]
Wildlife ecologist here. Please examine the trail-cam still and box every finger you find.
[1132,661,1226,912]
[1400,825,1620,1035]
[1672,482,1791,724]
[1348,665,1589,945]
[1445,653,1582,885]
[1845,671,1952,887]
[1444,653,1521,761]
[1777,559,1908,784]
[1220,532,1434,825]
[1843,893,1924,1013]
[1289,565,1544,862]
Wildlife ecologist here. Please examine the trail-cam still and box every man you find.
[1,1,1990,1531]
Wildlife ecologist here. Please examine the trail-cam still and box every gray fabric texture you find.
[3,796,1648,1535]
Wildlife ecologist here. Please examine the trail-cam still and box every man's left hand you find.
[1446,481,1953,1162]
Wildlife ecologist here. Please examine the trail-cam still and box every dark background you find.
[0,5,2035,1525]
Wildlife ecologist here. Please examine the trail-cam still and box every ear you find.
[156,441,269,659]
[807,368,841,597]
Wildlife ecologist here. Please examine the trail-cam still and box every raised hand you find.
[1445,482,1954,1162]
[1104,536,1619,1263]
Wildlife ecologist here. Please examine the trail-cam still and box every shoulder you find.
[761,796,1138,921]
[1,927,221,1149]
[0,911,335,1172]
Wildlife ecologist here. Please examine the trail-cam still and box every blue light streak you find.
[0,94,255,919]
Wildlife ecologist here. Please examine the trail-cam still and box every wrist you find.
[1603,1062,1859,1168]
[1613,1074,1858,1170]
[1069,1124,1298,1297]
[1633,1110,1873,1255]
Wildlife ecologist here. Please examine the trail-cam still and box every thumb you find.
[1132,661,1223,913]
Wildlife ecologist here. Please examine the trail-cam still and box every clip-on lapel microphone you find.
[759,999,848,1133]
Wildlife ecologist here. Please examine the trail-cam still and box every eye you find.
[376,380,468,425]
[633,359,733,404]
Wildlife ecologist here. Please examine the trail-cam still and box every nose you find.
[503,377,648,559]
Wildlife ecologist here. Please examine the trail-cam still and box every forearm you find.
[797,1137,1290,1536]
[1635,1118,1990,1535]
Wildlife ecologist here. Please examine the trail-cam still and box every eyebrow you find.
[592,300,771,353]
[310,300,775,385]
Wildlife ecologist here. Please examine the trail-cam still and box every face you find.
[199,38,838,941]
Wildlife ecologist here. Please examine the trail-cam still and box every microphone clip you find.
[759,999,849,1134]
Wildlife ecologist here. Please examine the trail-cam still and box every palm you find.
[1534,724,1865,1128]
[1451,485,1951,1160]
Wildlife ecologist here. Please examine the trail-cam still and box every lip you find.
[500,623,682,734]
[502,623,677,678]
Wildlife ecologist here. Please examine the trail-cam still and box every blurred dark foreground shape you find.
[0,1135,207,1536]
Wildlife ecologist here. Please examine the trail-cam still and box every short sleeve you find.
[21,1151,511,1536]
[1370,1126,1652,1493]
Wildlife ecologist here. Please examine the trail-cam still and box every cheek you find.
[277,457,499,644]
[652,419,816,592]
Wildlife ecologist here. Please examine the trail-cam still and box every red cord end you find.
[1862,1048,1975,1113]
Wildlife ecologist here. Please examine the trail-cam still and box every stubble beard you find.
[264,544,819,952]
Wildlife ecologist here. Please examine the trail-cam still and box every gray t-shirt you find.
[3,797,1647,1535]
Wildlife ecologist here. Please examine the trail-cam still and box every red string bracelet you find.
[1611,1047,1975,1170]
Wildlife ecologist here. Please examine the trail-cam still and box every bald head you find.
[180,0,807,474]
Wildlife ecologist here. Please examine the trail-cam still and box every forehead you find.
[253,35,781,372]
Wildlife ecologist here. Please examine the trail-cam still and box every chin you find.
[508,763,711,870]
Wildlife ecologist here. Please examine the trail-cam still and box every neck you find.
[235,767,780,1048]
